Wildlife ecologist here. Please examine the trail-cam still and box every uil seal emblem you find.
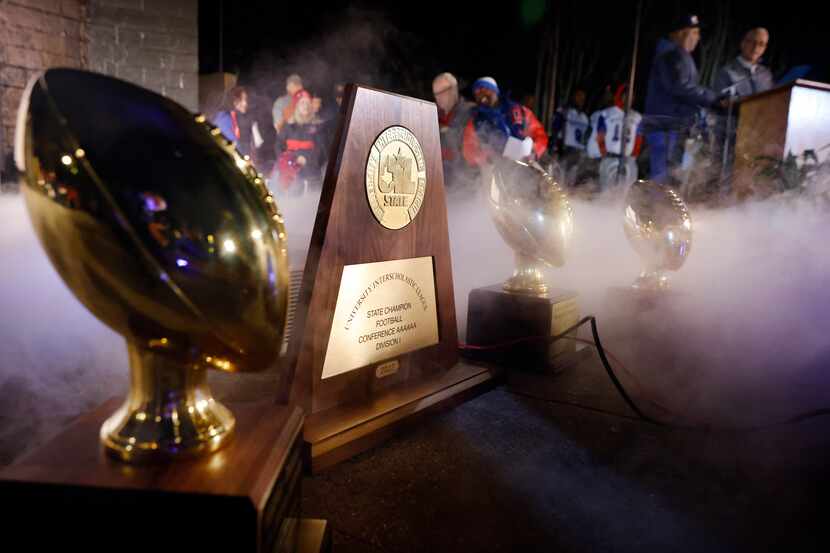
[365,126,427,230]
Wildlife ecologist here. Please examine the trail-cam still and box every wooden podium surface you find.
[734,79,830,196]
[0,400,305,552]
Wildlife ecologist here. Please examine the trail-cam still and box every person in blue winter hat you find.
[462,76,548,167]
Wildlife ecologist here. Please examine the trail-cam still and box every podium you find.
[733,79,830,197]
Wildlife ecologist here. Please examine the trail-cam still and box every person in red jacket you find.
[462,77,548,167]
[275,89,324,195]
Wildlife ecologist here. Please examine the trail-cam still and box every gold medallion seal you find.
[366,126,427,230]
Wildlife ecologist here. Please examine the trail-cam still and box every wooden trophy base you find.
[0,398,327,553]
[297,519,332,553]
[304,361,497,473]
[466,284,588,372]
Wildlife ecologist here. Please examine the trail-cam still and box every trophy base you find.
[465,285,582,371]
[100,396,236,463]
[604,285,685,315]
[297,519,333,553]
[303,361,497,473]
[0,399,324,553]
[99,343,240,464]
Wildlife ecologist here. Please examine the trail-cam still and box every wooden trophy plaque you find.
[285,84,496,472]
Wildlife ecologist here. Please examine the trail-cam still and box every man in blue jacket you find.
[644,14,721,184]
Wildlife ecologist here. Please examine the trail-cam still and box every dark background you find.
[199,0,828,114]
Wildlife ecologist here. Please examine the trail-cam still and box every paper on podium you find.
[502,136,533,161]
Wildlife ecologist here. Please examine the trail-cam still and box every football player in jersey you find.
[594,85,644,189]
[552,88,590,185]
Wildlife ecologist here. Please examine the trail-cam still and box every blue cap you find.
[472,77,499,96]
[672,13,700,32]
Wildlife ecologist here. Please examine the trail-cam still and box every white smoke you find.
[0,194,126,464]
[447,185,830,429]
[3,174,830,463]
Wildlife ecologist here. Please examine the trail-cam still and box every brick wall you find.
[0,0,86,185]
[0,0,198,186]
[86,0,198,112]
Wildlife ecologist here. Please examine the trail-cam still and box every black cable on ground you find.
[461,314,830,431]
[587,316,663,426]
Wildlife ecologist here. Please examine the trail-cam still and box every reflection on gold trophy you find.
[16,69,289,462]
[485,159,574,295]
[623,180,692,289]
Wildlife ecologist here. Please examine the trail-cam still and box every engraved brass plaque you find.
[375,360,400,379]
[551,295,580,357]
[365,126,427,230]
[322,257,439,380]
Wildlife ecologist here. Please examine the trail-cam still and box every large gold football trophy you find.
[622,180,693,290]
[16,69,289,462]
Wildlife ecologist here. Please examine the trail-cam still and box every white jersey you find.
[586,110,604,159]
[594,106,642,157]
[559,107,589,150]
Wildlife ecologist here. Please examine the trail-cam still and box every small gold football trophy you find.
[467,159,580,370]
[623,179,693,290]
[486,159,574,295]
[16,69,289,462]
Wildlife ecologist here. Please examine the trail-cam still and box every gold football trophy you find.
[16,69,289,462]
[623,180,693,290]
[485,159,574,295]
[467,159,580,371]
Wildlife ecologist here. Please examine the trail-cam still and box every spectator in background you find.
[714,27,773,98]
[213,86,255,157]
[272,74,303,134]
[334,83,345,107]
[594,85,644,189]
[521,94,537,111]
[275,89,324,195]
[318,83,346,168]
[644,13,721,184]
[552,87,590,185]
[432,72,475,190]
[462,77,548,167]
[585,85,614,182]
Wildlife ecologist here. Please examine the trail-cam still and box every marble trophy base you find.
[466,284,586,373]
[0,399,328,553]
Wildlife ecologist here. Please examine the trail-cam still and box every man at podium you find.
[713,27,773,186]
[714,27,773,98]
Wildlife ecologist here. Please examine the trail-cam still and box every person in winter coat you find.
[275,89,324,195]
[432,72,476,190]
[644,13,722,184]
[462,77,548,167]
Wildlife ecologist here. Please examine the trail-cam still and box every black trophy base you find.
[466,284,584,372]
[0,398,319,553]
[604,285,686,316]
